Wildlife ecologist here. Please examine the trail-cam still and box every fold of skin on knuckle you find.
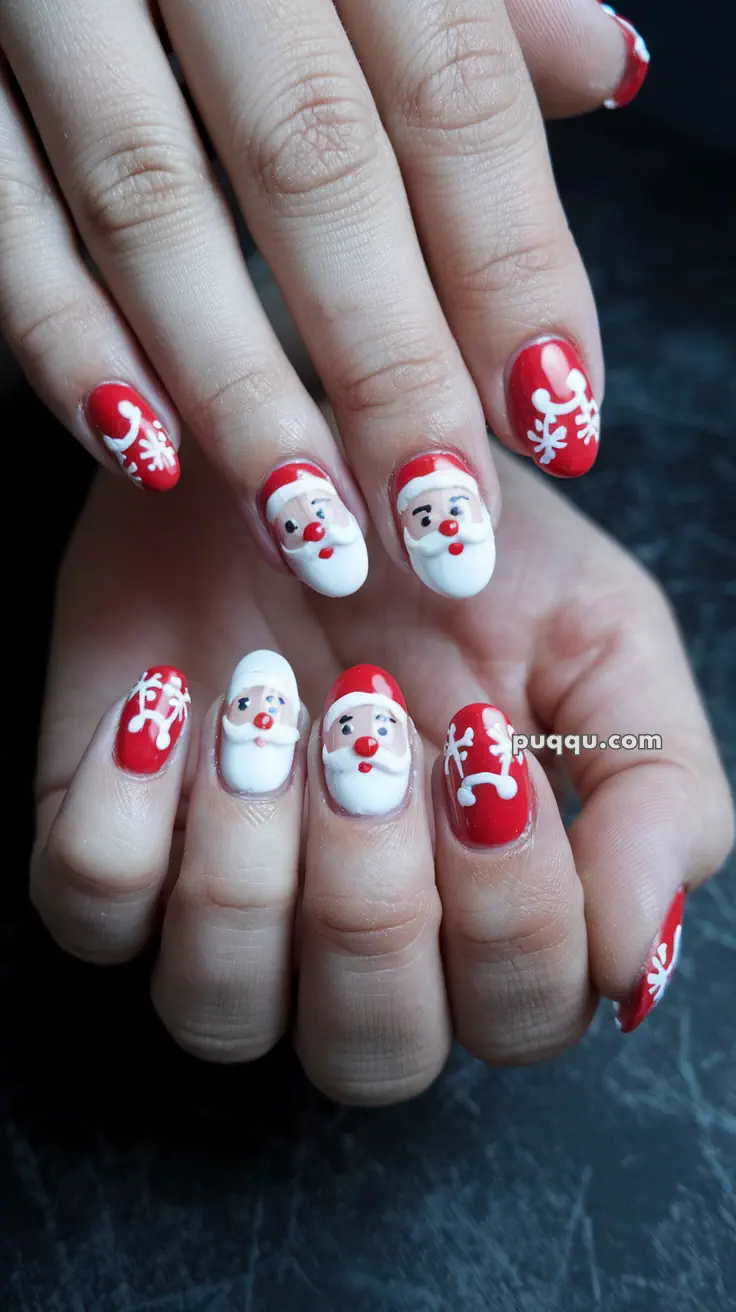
[157,1013,282,1065]
[77,130,207,247]
[305,881,442,964]
[308,1062,445,1108]
[457,968,593,1066]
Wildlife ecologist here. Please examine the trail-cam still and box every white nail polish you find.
[322,665,411,817]
[394,452,495,599]
[220,651,300,795]
[260,461,369,597]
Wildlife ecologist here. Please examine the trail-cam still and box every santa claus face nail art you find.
[506,339,600,478]
[261,461,368,597]
[395,452,495,598]
[116,666,191,775]
[220,650,300,795]
[598,5,650,109]
[443,703,530,846]
[322,665,411,817]
[85,383,180,491]
[615,888,685,1034]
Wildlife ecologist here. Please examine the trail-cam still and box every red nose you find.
[254,712,273,730]
[439,518,459,537]
[303,521,326,543]
[354,735,379,758]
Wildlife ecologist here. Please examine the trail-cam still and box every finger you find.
[339,0,604,479]
[0,61,180,490]
[31,666,191,963]
[152,652,304,1062]
[506,0,650,118]
[162,0,501,600]
[437,700,592,1064]
[0,0,368,595]
[297,666,451,1105]
[530,571,734,1033]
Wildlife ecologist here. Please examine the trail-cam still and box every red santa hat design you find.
[324,664,408,732]
[395,452,479,514]
[261,461,337,523]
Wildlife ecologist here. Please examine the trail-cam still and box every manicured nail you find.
[615,888,685,1034]
[599,5,650,109]
[506,338,600,478]
[85,382,180,491]
[322,665,411,817]
[260,461,368,597]
[116,666,190,775]
[394,452,495,598]
[220,650,300,795]
[443,703,530,846]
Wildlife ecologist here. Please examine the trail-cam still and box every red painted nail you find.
[506,338,600,478]
[443,703,530,846]
[615,888,685,1034]
[115,666,191,775]
[598,5,650,109]
[85,383,180,491]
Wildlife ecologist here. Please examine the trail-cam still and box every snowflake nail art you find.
[506,339,600,479]
[443,703,530,846]
[86,383,180,492]
[116,666,191,775]
[614,888,686,1033]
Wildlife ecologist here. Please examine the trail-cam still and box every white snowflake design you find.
[127,670,191,751]
[138,422,177,473]
[527,368,600,466]
[101,400,173,479]
[443,714,523,808]
[646,922,682,1006]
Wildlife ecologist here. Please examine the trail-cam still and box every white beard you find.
[281,513,368,598]
[404,512,495,599]
[322,743,411,816]
[221,717,300,795]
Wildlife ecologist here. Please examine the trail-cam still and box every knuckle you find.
[248,73,381,209]
[78,133,204,243]
[12,291,94,370]
[401,19,525,143]
[304,885,442,959]
[453,230,571,302]
[0,169,55,239]
[184,357,287,448]
[335,336,459,418]
[311,1063,444,1107]
[165,1023,281,1066]
[44,822,161,904]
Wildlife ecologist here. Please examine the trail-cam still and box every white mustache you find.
[323,743,412,775]
[405,513,492,558]
[282,515,359,560]
[222,717,300,746]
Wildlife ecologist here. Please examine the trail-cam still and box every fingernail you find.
[443,703,530,846]
[506,338,600,478]
[260,461,368,597]
[614,888,685,1033]
[85,382,180,491]
[322,665,411,817]
[116,666,191,775]
[394,452,495,598]
[598,4,650,109]
[220,650,300,795]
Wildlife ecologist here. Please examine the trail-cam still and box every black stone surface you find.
[2,112,735,1311]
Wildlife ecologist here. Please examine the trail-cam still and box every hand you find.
[30,442,732,1103]
[0,0,648,603]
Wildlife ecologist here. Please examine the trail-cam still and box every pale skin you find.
[323,706,406,755]
[30,437,734,1104]
[274,491,351,547]
[402,486,486,540]
[226,685,295,728]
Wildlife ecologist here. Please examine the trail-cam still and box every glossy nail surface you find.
[615,888,685,1033]
[322,665,411,816]
[443,703,530,846]
[394,451,495,598]
[116,667,190,775]
[85,382,180,491]
[261,461,368,597]
[220,650,300,795]
[599,5,650,109]
[507,338,600,478]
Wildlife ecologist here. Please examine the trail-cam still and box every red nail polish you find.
[506,338,600,478]
[599,5,650,109]
[615,888,685,1034]
[85,382,180,491]
[115,666,191,775]
[443,703,530,846]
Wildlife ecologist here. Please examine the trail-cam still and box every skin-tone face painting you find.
[261,462,368,598]
[322,665,411,817]
[394,452,495,599]
[220,650,300,795]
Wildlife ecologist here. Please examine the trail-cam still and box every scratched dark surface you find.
[2,112,735,1310]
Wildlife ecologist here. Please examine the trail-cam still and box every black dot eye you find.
[421,515,431,527]
[451,503,463,515]
[285,519,298,534]
[316,508,326,520]
[238,697,249,711]
[279,697,285,705]
[341,723,354,736]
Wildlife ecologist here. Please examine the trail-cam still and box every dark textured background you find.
[2,64,736,1312]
